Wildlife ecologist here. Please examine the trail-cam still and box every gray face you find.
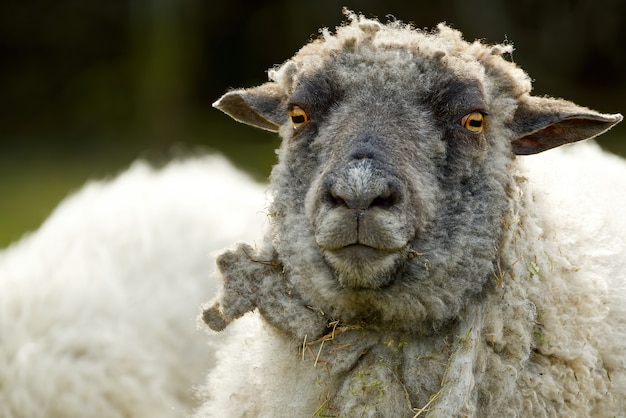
[276,48,493,290]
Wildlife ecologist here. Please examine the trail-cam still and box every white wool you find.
[519,141,626,255]
[0,155,267,418]
[511,141,626,414]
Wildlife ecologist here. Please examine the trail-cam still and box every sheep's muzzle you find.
[309,159,415,289]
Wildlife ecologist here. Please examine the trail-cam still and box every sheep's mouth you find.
[320,243,407,289]
[329,244,400,259]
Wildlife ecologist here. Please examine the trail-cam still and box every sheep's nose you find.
[326,182,399,212]
[323,163,402,212]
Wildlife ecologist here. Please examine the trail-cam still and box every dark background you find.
[1,0,625,246]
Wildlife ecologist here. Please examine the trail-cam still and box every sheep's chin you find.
[322,245,403,289]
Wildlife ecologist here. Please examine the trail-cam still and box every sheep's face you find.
[285,50,492,289]
[214,14,621,329]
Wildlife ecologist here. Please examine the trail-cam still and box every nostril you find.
[371,192,398,209]
[326,189,348,208]
[322,179,349,208]
[351,149,376,161]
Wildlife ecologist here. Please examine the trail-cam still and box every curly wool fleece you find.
[0,156,268,418]
[198,10,625,417]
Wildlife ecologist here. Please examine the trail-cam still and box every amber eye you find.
[461,112,485,133]
[289,106,309,128]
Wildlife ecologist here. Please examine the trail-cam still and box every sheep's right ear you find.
[509,95,622,155]
[213,83,288,132]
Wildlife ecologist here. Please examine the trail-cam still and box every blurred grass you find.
[0,114,280,249]
[0,154,128,248]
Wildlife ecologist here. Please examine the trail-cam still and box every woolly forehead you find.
[269,17,531,105]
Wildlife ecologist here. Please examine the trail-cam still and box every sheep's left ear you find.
[510,95,622,155]
[213,82,288,132]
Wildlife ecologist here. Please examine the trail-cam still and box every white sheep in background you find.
[0,156,267,418]
[196,10,626,417]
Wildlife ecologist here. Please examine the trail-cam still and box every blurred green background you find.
[1,0,625,248]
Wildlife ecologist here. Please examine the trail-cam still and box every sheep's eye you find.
[461,112,485,133]
[289,106,309,129]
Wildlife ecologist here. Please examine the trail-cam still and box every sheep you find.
[0,155,267,418]
[195,10,626,417]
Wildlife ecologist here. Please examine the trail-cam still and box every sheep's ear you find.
[213,83,288,132]
[510,96,622,155]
